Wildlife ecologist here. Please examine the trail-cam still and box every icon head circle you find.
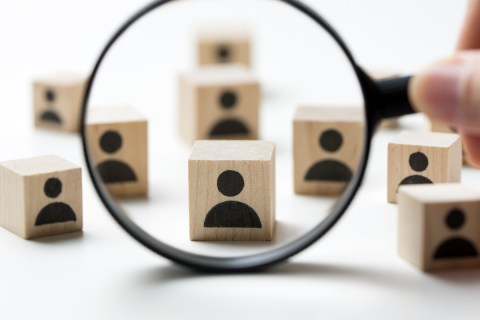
[100,130,123,154]
[217,45,230,60]
[45,90,55,102]
[219,91,238,109]
[217,170,245,197]
[319,129,343,152]
[409,152,429,172]
[446,209,465,230]
[44,178,63,198]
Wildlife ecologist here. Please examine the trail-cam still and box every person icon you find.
[209,90,250,137]
[40,89,62,124]
[304,129,353,182]
[396,151,433,191]
[35,178,77,226]
[433,208,478,259]
[96,130,137,184]
[204,170,262,228]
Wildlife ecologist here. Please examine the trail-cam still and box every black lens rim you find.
[80,0,375,272]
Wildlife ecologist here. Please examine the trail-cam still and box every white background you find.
[1,1,479,319]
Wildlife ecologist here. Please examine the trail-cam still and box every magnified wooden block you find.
[398,183,480,271]
[189,140,275,241]
[429,120,472,167]
[197,30,250,67]
[86,106,148,197]
[293,107,364,195]
[33,74,88,132]
[0,155,82,239]
[179,65,260,145]
[387,131,462,204]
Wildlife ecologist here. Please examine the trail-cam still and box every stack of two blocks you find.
[389,131,480,271]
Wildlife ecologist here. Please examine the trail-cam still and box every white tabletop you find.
[1,1,479,319]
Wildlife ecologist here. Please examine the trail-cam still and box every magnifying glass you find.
[81,0,415,271]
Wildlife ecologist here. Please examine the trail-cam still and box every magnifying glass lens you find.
[84,0,365,267]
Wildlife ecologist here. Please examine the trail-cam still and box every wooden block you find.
[179,65,260,145]
[398,183,480,271]
[387,131,462,204]
[188,140,275,241]
[0,155,82,239]
[85,106,148,197]
[197,30,250,67]
[429,119,473,167]
[33,74,88,133]
[293,107,364,195]
[379,118,400,130]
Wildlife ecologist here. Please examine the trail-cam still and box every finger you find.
[462,132,480,167]
[457,0,480,50]
[409,51,480,135]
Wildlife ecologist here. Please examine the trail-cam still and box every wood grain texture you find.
[387,131,462,204]
[189,140,275,241]
[33,74,87,133]
[85,106,148,197]
[293,107,364,195]
[398,184,480,271]
[197,30,250,67]
[179,65,260,145]
[0,155,82,239]
[429,119,473,167]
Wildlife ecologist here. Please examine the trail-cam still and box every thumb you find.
[409,51,480,135]
[409,51,480,167]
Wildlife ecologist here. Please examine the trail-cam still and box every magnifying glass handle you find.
[376,76,415,119]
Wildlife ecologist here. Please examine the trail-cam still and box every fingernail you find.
[410,60,464,118]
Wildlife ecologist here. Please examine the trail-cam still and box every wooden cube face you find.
[293,107,364,195]
[197,33,250,67]
[398,184,480,271]
[179,66,260,145]
[188,141,275,241]
[387,131,462,203]
[85,106,148,197]
[33,75,87,133]
[0,155,82,239]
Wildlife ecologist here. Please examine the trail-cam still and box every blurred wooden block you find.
[293,107,364,195]
[86,106,148,197]
[197,30,250,67]
[429,119,473,167]
[179,65,260,145]
[379,118,400,130]
[387,131,462,204]
[33,74,88,133]
[0,155,82,239]
[398,183,480,271]
[189,140,275,241]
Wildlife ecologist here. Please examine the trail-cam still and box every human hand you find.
[409,0,480,166]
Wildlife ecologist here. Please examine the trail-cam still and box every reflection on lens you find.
[84,0,365,259]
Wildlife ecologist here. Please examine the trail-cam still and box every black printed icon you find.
[209,90,249,137]
[96,130,137,183]
[216,45,231,62]
[433,208,478,259]
[304,129,353,182]
[397,151,433,191]
[40,89,62,124]
[204,170,262,228]
[35,178,77,226]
